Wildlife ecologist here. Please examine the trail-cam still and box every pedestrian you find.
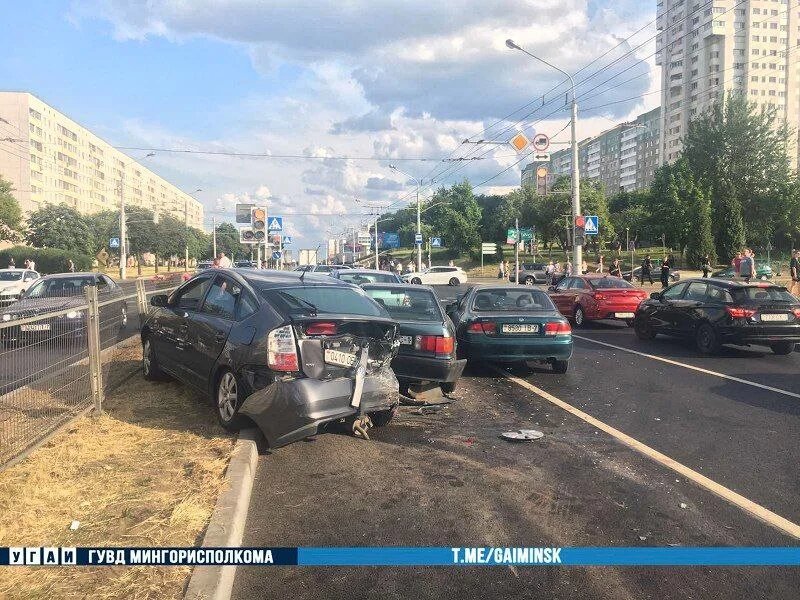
[67,259,75,273]
[406,261,414,273]
[790,249,800,298]
[565,260,573,276]
[504,260,510,280]
[701,254,711,278]
[545,261,554,284]
[7,257,14,269]
[660,255,673,289]
[595,255,604,273]
[740,248,756,283]
[581,260,588,275]
[641,255,654,285]
[609,258,621,278]
[395,261,402,276]
[27,258,35,272]
[498,260,506,279]
[448,260,454,267]
[212,257,220,268]
[218,252,232,268]
[732,251,743,277]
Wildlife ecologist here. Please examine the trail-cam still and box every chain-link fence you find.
[0,273,183,469]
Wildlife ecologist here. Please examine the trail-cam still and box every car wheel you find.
[573,306,586,327]
[634,317,656,340]
[142,338,166,380]
[552,359,569,374]
[370,408,395,427]
[625,319,635,328]
[449,277,459,286]
[695,322,721,355]
[411,277,422,285]
[440,381,457,394]
[216,370,246,431]
[524,276,535,285]
[770,341,796,355]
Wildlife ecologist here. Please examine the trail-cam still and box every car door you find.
[650,282,688,333]
[185,275,240,385]
[671,281,708,334]
[549,277,572,315]
[157,275,213,377]
[568,277,590,317]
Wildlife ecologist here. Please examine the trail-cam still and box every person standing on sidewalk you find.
[565,260,573,276]
[595,255,605,273]
[790,250,800,297]
[609,258,622,278]
[660,255,672,288]
[498,260,506,279]
[701,254,711,278]
[640,255,654,286]
[732,251,743,277]
[740,248,755,283]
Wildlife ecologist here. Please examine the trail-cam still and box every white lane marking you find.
[492,366,800,540]
[573,334,800,401]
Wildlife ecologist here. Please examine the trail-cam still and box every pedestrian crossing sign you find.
[267,217,283,232]
[584,215,598,235]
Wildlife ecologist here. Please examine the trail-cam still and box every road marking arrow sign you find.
[533,152,550,162]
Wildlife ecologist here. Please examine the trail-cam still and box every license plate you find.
[324,348,357,367]
[502,323,539,334]
[761,313,789,322]
[398,335,413,346]
[615,312,635,319]
[20,324,50,332]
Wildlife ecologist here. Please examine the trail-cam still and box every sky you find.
[0,0,659,253]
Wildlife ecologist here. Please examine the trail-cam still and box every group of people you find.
[6,257,37,272]
[730,249,759,283]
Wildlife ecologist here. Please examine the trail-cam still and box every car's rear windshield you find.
[589,277,634,289]
[339,272,398,284]
[25,277,94,298]
[732,286,798,303]
[473,289,556,311]
[364,287,442,321]
[0,272,23,281]
[265,285,387,317]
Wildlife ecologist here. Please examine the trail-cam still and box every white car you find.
[0,268,41,307]
[402,266,468,286]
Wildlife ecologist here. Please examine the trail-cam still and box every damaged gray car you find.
[140,269,399,447]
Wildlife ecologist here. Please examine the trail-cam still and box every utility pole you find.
[374,210,379,269]
[212,216,217,259]
[119,167,127,280]
[515,217,520,284]
[389,164,428,273]
[184,197,189,270]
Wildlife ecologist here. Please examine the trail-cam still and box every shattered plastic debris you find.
[500,429,544,442]
[680,502,688,509]
[69,520,80,531]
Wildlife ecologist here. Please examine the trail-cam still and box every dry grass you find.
[0,345,235,600]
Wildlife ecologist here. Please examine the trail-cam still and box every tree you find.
[153,214,186,271]
[712,176,746,263]
[25,204,92,254]
[685,186,717,268]
[86,210,119,255]
[427,181,482,255]
[0,176,22,243]
[213,222,248,259]
[125,207,159,275]
[648,163,691,254]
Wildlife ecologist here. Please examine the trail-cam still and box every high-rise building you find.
[0,92,204,229]
[656,0,800,165]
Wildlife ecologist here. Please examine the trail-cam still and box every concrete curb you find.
[184,428,260,600]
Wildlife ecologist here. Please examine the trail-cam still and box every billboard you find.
[380,232,400,249]
[235,203,255,224]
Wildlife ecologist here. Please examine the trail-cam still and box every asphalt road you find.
[232,282,800,599]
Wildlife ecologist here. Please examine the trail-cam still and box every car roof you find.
[680,277,781,289]
[40,272,99,279]
[362,282,435,292]
[339,269,395,275]
[224,268,351,289]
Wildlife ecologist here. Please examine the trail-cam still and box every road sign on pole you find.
[509,133,530,152]
[430,237,442,247]
[414,233,423,245]
[283,236,292,245]
[236,203,255,224]
[532,152,550,162]
[272,250,282,261]
[267,216,283,232]
[109,237,120,249]
[584,215,599,235]
[532,133,550,152]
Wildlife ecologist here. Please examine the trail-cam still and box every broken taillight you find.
[726,306,756,319]
[415,335,455,355]
[305,321,337,336]
[268,325,299,371]
[792,308,800,318]
[544,321,571,336]
[467,321,496,334]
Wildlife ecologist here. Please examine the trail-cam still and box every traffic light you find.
[240,227,256,243]
[252,208,266,241]
[574,215,585,247]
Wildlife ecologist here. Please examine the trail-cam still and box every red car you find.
[547,274,648,327]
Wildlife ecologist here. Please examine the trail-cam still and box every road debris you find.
[500,429,544,442]
[69,520,80,531]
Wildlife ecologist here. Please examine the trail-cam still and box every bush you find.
[0,246,94,274]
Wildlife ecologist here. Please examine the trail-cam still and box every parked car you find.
[141,269,400,446]
[445,286,573,372]
[508,263,546,285]
[547,275,648,327]
[0,269,40,307]
[331,269,402,285]
[712,263,773,280]
[622,265,681,283]
[234,260,257,269]
[402,266,467,286]
[634,278,800,355]
[293,264,353,274]
[362,283,466,393]
[196,260,214,272]
[0,273,127,342]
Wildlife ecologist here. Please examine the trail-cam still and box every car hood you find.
[1,296,85,317]
[0,282,24,293]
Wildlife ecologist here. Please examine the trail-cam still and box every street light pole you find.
[389,164,425,273]
[506,39,581,272]
[119,152,155,280]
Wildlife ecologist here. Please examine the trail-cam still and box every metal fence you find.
[0,274,182,469]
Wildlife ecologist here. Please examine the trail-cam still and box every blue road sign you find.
[109,237,120,249]
[272,251,282,260]
[414,233,423,245]
[283,236,292,245]
[584,215,599,235]
[430,237,442,247]
[381,232,400,249]
[268,216,283,232]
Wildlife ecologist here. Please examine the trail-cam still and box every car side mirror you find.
[150,294,169,307]
[650,292,662,300]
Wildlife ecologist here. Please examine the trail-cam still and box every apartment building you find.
[0,92,204,229]
[656,0,800,164]
[524,107,661,193]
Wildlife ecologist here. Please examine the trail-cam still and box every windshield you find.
[473,289,556,312]
[24,277,94,298]
[732,286,798,303]
[339,272,398,284]
[589,277,635,289]
[0,272,23,282]
[364,287,442,321]
[265,286,387,317]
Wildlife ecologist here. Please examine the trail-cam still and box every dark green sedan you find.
[445,286,573,373]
